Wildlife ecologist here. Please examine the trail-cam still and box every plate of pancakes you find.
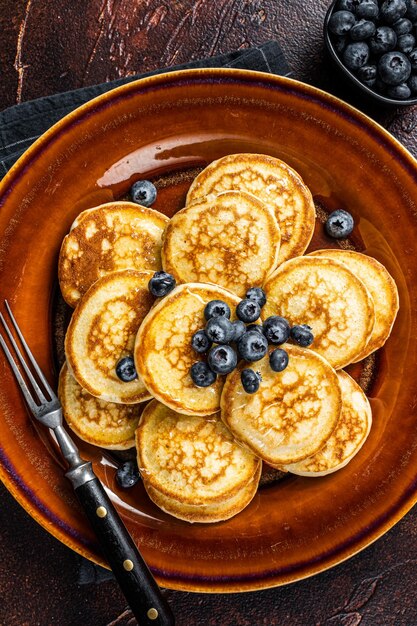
[0,68,416,592]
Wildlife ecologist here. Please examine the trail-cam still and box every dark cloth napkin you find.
[0,40,290,177]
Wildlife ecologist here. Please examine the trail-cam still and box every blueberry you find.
[262,316,291,345]
[349,19,376,41]
[245,286,267,308]
[205,316,235,344]
[343,42,370,69]
[237,331,268,362]
[204,300,231,320]
[115,356,138,382]
[397,32,415,51]
[357,64,378,84]
[329,10,356,36]
[409,48,417,70]
[356,0,379,19]
[333,35,348,54]
[378,51,411,84]
[232,320,247,342]
[336,0,356,10]
[325,209,354,238]
[387,82,412,97]
[148,271,176,297]
[408,72,417,92]
[380,0,407,23]
[191,329,212,354]
[246,323,264,334]
[393,17,413,34]
[291,325,314,348]
[241,368,261,394]
[116,461,141,489]
[269,348,289,372]
[130,180,157,207]
[207,344,238,374]
[236,299,261,323]
[190,361,217,387]
[369,27,397,55]
[406,0,417,20]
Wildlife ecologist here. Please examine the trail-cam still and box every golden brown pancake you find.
[136,400,261,522]
[162,190,280,297]
[186,153,315,265]
[134,283,240,416]
[282,370,372,476]
[262,256,375,369]
[221,345,342,466]
[58,363,146,449]
[65,269,155,404]
[58,201,168,307]
[308,249,399,360]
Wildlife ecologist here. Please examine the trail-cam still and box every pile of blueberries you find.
[328,0,417,100]
[190,288,314,394]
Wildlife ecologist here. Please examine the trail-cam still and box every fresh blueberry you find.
[246,323,264,334]
[356,0,379,19]
[190,361,217,387]
[241,368,261,394]
[343,42,370,69]
[262,316,291,345]
[333,35,348,54]
[393,17,413,34]
[325,209,354,238]
[115,356,138,382]
[207,344,238,374]
[205,316,235,344]
[232,320,247,342]
[329,11,356,36]
[409,48,417,69]
[397,32,415,51]
[245,286,267,308]
[357,64,378,84]
[336,0,357,10]
[191,329,212,354]
[380,0,407,23]
[408,72,417,92]
[387,82,412,97]
[369,27,397,55]
[204,300,231,320]
[130,180,157,207]
[236,299,261,323]
[378,51,411,84]
[148,271,176,297]
[350,19,376,41]
[291,325,314,347]
[406,0,417,20]
[116,461,141,489]
[237,331,268,362]
[269,348,289,372]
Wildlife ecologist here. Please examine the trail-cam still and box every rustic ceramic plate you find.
[0,69,416,593]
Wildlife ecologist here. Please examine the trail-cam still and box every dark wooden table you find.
[1,2,417,625]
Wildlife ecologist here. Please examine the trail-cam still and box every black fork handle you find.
[72,470,175,626]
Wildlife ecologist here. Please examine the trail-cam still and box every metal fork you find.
[0,300,174,626]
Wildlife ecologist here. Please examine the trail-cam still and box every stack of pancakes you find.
[58,153,399,523]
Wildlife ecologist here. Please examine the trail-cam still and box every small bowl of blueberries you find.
[324,0,417,105]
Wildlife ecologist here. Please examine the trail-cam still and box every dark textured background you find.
[1,1,417,625]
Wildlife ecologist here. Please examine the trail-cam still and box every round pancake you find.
[162,190,280,297]
[136,400,261,519]
[221,345,342,466]
[65,269,155,404]
[58,363,146,449]
[144,467,261,523]
[283,370,372,476]
[134,283,240,416]
[185,153,315,265]
[308,249,399,361]
[58,201,168,307]
[262,256,375,369]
